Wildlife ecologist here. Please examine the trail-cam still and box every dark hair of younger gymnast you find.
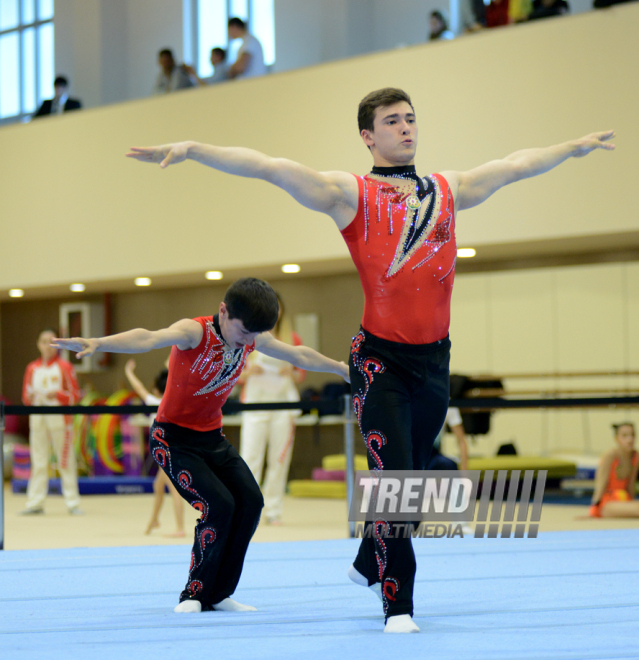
[223,277,279,334]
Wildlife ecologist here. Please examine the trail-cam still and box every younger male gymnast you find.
[53,278,349,613]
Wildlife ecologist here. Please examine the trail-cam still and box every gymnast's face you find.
[615,425,636,452]
[361,101,418,167]
[218,302,259,349]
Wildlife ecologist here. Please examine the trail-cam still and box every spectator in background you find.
[239,294,305,525]
[485,0,511,27]
[460,0,486,31]
[33,76,82,118]
[528,0,569,20]
[206,48,229,84]
[153,48,196,94]
[19,329,82,515]
[184,48,229,87]
[429,10,455,40]
[125,359,185,537]
[589,423,639,518]
[227,17,267,80]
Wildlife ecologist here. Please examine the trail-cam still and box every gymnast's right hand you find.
[126,142,190,169]
[50,336,100,359]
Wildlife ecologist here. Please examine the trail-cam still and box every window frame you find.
[0,0,54,126]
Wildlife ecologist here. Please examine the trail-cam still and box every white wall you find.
[54,0,184,108]
[447,262,639,458]
[52,0,599,108]
[2,5,638,295]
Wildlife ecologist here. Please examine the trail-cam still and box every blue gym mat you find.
[1,530,637,660]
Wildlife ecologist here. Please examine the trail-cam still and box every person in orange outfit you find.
[590,423,639,518]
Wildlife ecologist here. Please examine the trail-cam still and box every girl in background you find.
[590,422,639,518]
[125,359,186,536]
[239,295,305,525]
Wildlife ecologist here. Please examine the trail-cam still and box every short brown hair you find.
[357,88,414,133]
[224,277,279,333]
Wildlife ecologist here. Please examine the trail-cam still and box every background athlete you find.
[53,278,348,615]
[126,89,614,632]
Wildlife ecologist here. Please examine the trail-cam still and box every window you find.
[189,0,274,78]
[0,0,54,125]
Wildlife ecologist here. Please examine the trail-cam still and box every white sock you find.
[347,564,383,601]
[384,614,420,633]
[212,598,257,612]
[174,600,202,613]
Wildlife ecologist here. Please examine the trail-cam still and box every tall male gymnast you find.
[126,88,614,632]
[53,278,349,615]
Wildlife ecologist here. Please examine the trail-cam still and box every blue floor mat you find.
[1,530,638,660]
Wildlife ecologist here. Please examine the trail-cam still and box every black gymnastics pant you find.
[349,328,450,619]
[150,421,263,609]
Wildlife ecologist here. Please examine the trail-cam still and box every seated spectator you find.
[153,48,196,94]
[208,48,229,84]
[429,10,455,40]
[528,0,569,20]
[227,17,267,80]
[509,0,533,21]
[460,0,486,31]
[485,0,510,27]
[33,76,82,118]
[589,422,639,518]
[183,48,229,87]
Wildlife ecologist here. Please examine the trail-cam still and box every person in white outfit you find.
[239,296,304,524]
[227,17,267,80]
[20,329,82,515]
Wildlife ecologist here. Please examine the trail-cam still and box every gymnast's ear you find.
[361,129,375,149]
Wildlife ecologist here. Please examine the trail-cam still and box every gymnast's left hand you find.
[571,130,615,158]
[126,142,190,169]
[50,337,99,359]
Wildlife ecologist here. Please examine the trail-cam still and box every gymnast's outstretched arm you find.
[441,130,616,212]
[254,332,349,382]
[126,141,359,230]
[51,319,202,359]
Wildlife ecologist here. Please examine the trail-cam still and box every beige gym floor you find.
[3,484,637,551]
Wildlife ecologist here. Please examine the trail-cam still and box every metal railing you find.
[2,393,639,549]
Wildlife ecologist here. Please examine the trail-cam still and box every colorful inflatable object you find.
[93,390,141,476]
[73,391,104,473]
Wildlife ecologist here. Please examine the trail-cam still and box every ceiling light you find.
[281,264,300,274]
[457,248,476,258]
[205,271,223,280]
[9,289,24,298]
[134,277,152,286]
[70,283,86,292]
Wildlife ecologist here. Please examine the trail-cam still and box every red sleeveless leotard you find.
[156,316,254,432]
[341,171,456,345]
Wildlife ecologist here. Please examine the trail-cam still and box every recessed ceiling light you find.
[9,289,24,298]
[281,264,301,274]
[205,271,223,280]
[134,277,152,286]
[70,283,86,292]
[457,248,476,258]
